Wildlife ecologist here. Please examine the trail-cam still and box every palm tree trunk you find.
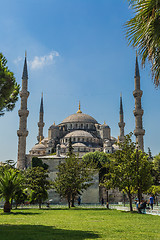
[4,201,11,213]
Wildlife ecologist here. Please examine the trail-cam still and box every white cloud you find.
[29,51,59,70]
[13,56,23,65]
[14,51,60,70]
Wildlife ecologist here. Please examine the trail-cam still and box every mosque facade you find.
[17,53,145,203]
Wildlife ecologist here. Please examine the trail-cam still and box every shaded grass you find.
[0,208,160,240]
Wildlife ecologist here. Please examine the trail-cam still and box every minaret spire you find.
[118,93,125,141]
[17,53,30,169]
[37,93,45,142]
[133,54,145,151]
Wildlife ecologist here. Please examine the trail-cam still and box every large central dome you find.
[61,112,98,124]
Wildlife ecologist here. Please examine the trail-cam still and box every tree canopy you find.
[103,133,152,211]
[53,154,95,208]
[125,0,160,86]
[25,167,52,209]
[0,53,19,116]
[0,167,24,212]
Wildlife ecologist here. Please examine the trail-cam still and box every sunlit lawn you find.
[0,207,160,240]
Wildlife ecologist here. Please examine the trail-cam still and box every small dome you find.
[104,139,112,147]
[41,137,48,143]
[64,130,93,138]
[72,143,86,147]
[60,144,66,148]
[112,144,119,150]
[61,113,98,124]
[31,143,46,151]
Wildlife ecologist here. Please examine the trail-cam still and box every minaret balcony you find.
[17,130,28,137]
[38,122,45,127]
[133,89,143,98]
[118,122,125,128]
[134,128,145,136]
[133,109,143,116]
[18,109,29,117]
[20,91,30,98]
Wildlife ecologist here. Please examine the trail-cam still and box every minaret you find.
[118,93,125,141]
[17,52,29,169]
[133,54,145,151]
[37,93,45,142]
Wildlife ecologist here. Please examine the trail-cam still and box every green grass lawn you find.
[0,208,160,240]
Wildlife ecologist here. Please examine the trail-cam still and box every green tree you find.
[0,167,23,212]
[0,53,19,115]
[53,155,95,208]
[152,153,160,185]
[125,0,160,86]
[25,167,51,209]
[103,133,152,211]
[32,157,48,170]
[82,151,111,208]
[132,149,153,203]
[68,137,74,156]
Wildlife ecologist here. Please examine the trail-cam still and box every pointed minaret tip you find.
[22,51,28,79]
[120,93,123,114]
[40,93,44,113]
[135,52,140,78]
[77,100,82,113]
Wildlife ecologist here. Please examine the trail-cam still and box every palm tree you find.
[125,0,160,86]
[0,168,23,212]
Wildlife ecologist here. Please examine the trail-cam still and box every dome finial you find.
[77,101,82,113]
[40,136,42,144]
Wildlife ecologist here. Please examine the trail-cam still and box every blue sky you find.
[0,0,160,162]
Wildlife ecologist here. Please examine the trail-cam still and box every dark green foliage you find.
[53,155,95,208]
[103,133,152,211]
[68,137,74,156]
[152,153,160,185]
[32,157,48,170]
[0,53,19,115]
[82,151,111,182]
[25,167,52,209]
[0,166,24,212]
[125,0,160,86]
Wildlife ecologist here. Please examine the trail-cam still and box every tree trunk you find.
[138,189,142,204]
[127,192,133,211]
[106,190,109,209]
[4,201,11,213]
[123,193,126,207]
[71,194,75,207]
[39,201,41,209]
[67,196,71,208]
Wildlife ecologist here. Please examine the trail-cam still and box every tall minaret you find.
[118,93,125,141]
[17,52,29,169]
[133,54,145,151]
[37,93,45,142]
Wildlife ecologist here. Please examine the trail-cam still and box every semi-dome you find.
[31,143,46,150]
[61,113,98,124]
[72,143,87,147]
[64,130,93,138]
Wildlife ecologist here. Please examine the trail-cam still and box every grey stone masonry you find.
[118,94,125,141]
[37,93,45,142]
[133,55,145,151]
[17,54,29,169]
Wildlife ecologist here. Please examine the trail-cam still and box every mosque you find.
[17,53,145,203]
